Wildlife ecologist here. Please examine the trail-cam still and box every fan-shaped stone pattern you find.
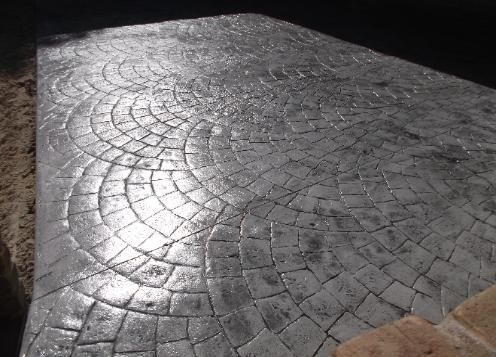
[23,13,496,357]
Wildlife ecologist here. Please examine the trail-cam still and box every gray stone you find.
[328,312,373,342]
[237,329,291,357]
[194,333,235,357]
[420,233,455,260]
[279,317,326,357]
[272,247,306,272]
[220,306,266,346]
[282,269,321,303]
[314,337,339,357]
[115,312,157,352]
[73,343,113,356]
[79,302,126,343]
[324,271,369,311]
[379,281,415,310]
[256,292,302,332]
[157,340,195,357]
[156,317,188,343]
[239,238,272,269]
[359,242,395,267]
[426,259,469,296]
[381,259,419,287]
[355,264,393,295]
[355,294,404,327]
[395,240,436,273]
[206,257,242,277]
[208,277,252,315]
[188,316,221,343]
[299,290,345,329]
[169,293,213,316]
[305,251,344,282]
[244,267,285,298]
[412,293,443,324]
[371,227,408,251]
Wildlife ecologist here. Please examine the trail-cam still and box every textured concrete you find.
[451,285,496,349]
[23,13,496,356]
[332,285,496,356]
[333,315,459,357]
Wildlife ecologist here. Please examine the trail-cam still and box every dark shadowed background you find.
[35,0,496,88]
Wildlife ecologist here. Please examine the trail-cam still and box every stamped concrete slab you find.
[22,13,496,356]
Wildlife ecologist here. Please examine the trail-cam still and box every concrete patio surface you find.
[22,14,496,356]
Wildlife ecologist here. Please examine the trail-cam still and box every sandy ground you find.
[0,44,36,301]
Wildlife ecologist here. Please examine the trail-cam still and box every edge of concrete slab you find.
[331,285,496,357]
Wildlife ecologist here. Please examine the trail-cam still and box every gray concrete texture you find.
[23,13,496,356]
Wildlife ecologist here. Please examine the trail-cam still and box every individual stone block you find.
[127,286,171,314]
[156,317,187,343]
[73,343,113,356]
[46,289,93,331]
[299,290,345,329]
[271,234,305,264]
[208,277,252,315]
[355,294,403,327]
[270,222,299,247]
[210,224,240,241]
[324,271,369,311]
[207,241,239,258]
[420,233,455,260]
[305,251,343,282]
[28,327,78,357]
[371,227,408,251]
[240,214,271,238]
[79,302,126,343]
[115,312,157,352]
[164,266,206,293]
[359,242,395,268]
[380,281,415,310]
[256,292,302,332]
[220,306,265,347]
[355,264,393,295]
[427,260,469,296]
[412,293,443,324]
[169,293,213,316]
[206,257,242,277]
[244,267,285,298]
[194,333,235,357]
[328,312,373,342]
[350,208,389,232]
[267,205,299,225]
[394,218,431,243]
[381,259,419,287]
[283,269,321,303]
[279,317,326,357]
[314,337,339,357]
[237,328,291,357]
[157,340,195,357]
[395,240,436,273]
[239,238,272,269]
[188,316,221,343]
[449,246,480,275]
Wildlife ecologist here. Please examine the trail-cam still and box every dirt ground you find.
[0,1,36,301]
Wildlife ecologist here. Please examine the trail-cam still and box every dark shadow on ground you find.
[0,0,35,74]
[35,0,496,88]
[0,316,25,357]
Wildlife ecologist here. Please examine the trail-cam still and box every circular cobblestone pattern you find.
[24,14,496,357]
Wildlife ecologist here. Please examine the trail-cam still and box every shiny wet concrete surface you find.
[23,14,496,356]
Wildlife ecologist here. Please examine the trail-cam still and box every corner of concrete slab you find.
[331,285,496,357]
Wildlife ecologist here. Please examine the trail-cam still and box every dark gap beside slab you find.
[35,0,496,88]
